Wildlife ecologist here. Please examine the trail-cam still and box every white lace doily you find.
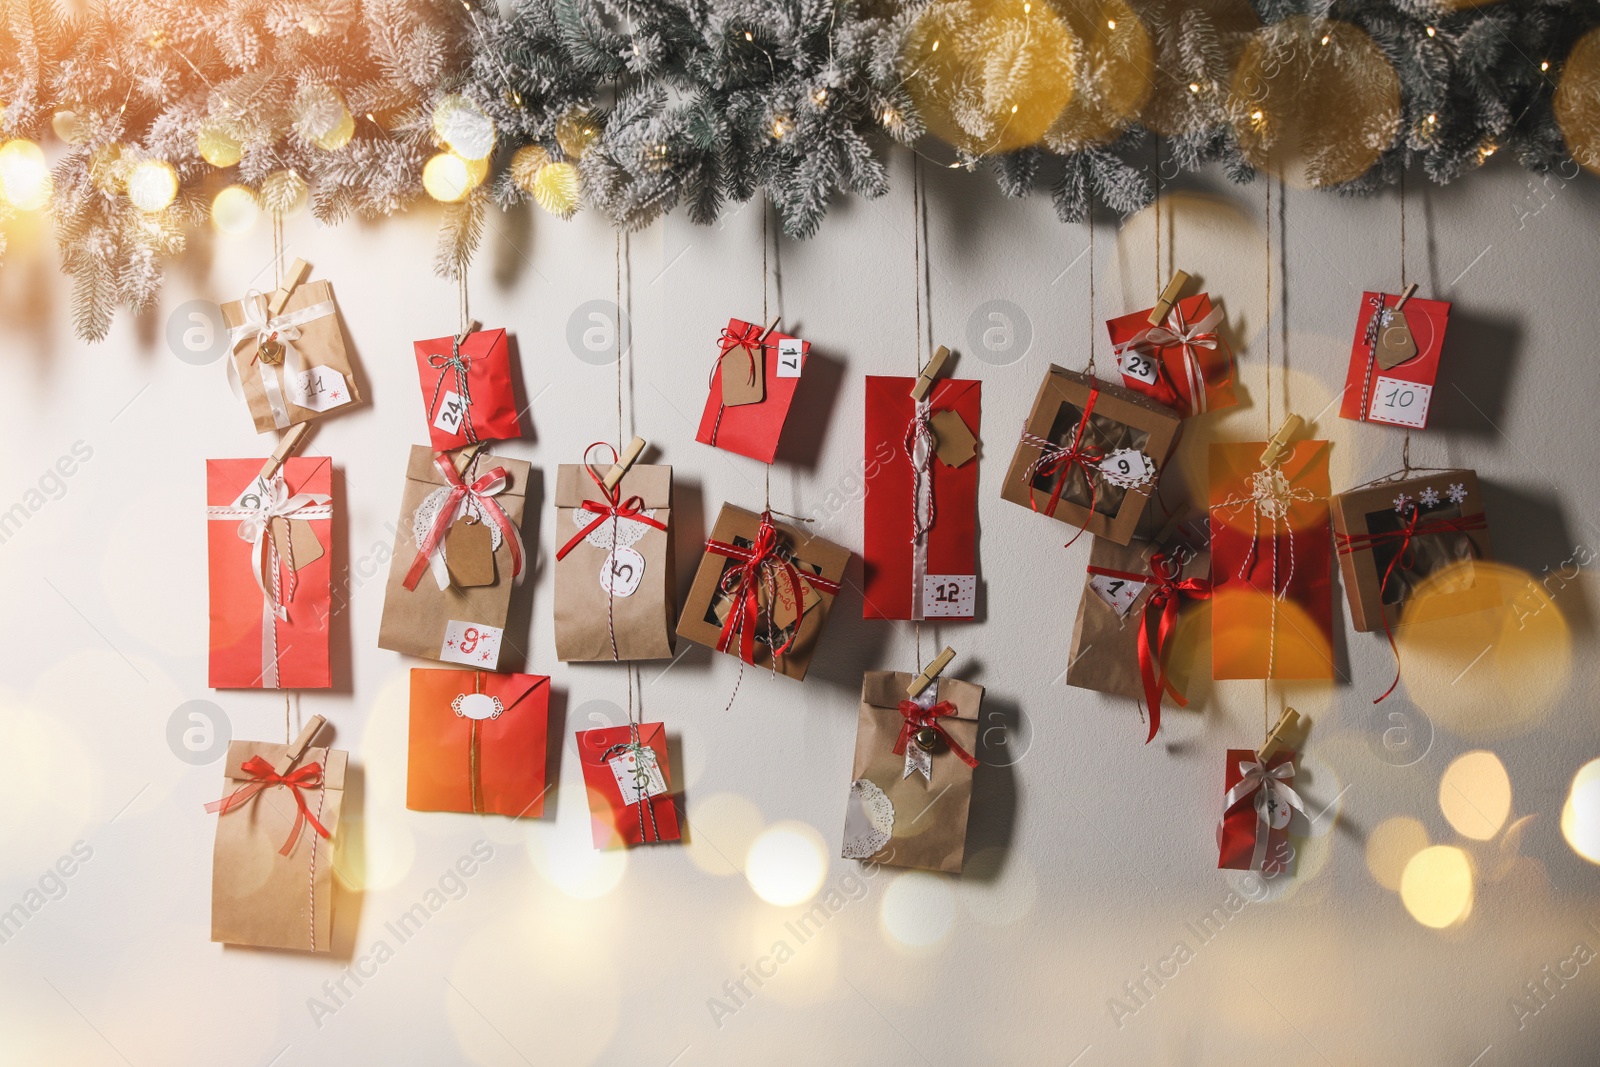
[571,504,659,552]
[415,485,504,557]
[842,779,895,860]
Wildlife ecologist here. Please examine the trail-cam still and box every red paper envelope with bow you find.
[408,668,550,818]
[1340,292,1450,429]
[1218,748,1301,873]
[695,318,809,462]
[206,457,333,689]
[414,328,523,450]
[1106,293,1237,417]
[863,376,980,619]
[577,723,680,849]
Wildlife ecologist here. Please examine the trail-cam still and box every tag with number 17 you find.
[776,338,804,378]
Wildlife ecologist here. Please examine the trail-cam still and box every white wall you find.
[0,150,1597,1066]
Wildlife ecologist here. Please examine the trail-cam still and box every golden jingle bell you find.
[258,336,285,365]
[914,726,941,752]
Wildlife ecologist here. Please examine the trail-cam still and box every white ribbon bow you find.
[1223,759,1306,871]
[227,293,339,429]
[1115,303,1224,414]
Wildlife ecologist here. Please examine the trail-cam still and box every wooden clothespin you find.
[1257,707,1300,763]
[1258,413,1305,468]
[1147,270,1191,326]
[267,258,310,317]
[271,714,327,776]
[910,345,951,401]
[906,646,956,699]
[603,436,647,492]
[258,422,312,481]
[455,318,481,346]
[1393,282,1418,310]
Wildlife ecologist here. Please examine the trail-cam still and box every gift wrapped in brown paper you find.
[378,445,530,669]
[676,505,848,681]
[554,446,675,662]
[842,671,983,874]
[206,717,346,952]
[1000,366,1181,545]
[222,267,362,434]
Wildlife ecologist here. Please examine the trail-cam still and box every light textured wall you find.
[0,150,1598,1066]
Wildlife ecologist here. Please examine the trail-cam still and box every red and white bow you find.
[1114,302,1225,414]
[404,454,524,592]
[1222,758,1306,872]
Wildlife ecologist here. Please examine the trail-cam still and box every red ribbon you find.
[892,700,978,768]
[205,755,331,857]
[403,453,524,591]
[555,444,668,561]
[1086,551,1212,743]
[1336,507,1488,703]
[711,321,769,391]
[703,511,841,665]
[1027,386,1105,547]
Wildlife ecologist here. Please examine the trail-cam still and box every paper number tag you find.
[776,338,804,378]
[922,574,976,618]
[1119,347,1161,385]
[1088,574,1146,617]
[433,389,468,435]
[609,747,668,806]
[1098,448,1157,490]
[1367,376,1431,429]
[439,620,504,667]
[600,546,645,598]
[290,365,351,413]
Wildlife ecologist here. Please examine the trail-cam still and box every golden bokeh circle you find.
[1043,0,1153,152]
[1554,26,1600,176]
[1137,0,1261,137]
[1229,16,1400,187]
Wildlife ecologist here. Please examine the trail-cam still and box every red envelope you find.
[414,327,522,450]
[206,457,333,689]
[576,723,680,849]
[862,376,981,620]
[1106,293,1237,417]
[1218,748,1297,873]
[695,318,809,462]
[1209,441,1333,680]
[1339,292,1450,429]
[407,668,550,817]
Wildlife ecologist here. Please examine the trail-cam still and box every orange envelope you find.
[407,669,551,818]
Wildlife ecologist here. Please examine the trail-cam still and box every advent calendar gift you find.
[842,671,983,874]
[1066,534,1210,743]
[862,373,980,620]
[1339,289,1450,429]
[407,668,550,818]
[1000,366,1181,545]
[378,446,529,669]
[414,328,522,451]
[222,264,362,434]
[554,444,675,661]
[1217,748,1303,873]
[207,716,346,952]
[206,456,333,689]
[1208,438,1333,680]
[695,318,810,463]
[676,505,848,681]
[577,722,680,848]
[1106,291,1237,417]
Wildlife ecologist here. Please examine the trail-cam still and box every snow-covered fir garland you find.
[1,0,1597,340]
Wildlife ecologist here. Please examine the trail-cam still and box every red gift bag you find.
[1217,748,1303,873]
[1209,441,1333,679]
[862,376,980,619]
[1106,293,1237,417]
[577,723,680,849]
[206,457,333,689]
[1339,292,1450,429]
[695,318,809,463]
[414,328,522,450]
[407,668,550,818]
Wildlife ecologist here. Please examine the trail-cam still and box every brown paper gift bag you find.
[554,460,675,661]
[222,278,362,434]
[378,445,530,668]
[843,672,983,874]
[208,718,346,952]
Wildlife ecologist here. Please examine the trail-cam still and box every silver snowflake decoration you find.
[1447,482,1468,504]
[1419,486,1441,508]
[1394,492,1413,513]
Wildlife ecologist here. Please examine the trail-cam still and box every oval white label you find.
[454,692,502,720]
[600,546,645,598]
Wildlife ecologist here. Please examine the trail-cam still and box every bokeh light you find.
[1399,845,1473,929]
[433,93,496,161]
[1138,0,1260,137]
[211,184,259,233]
[1366,816,1429,891]
[1561,758,1600,864]
[0,139,52,210]
[1555,26,1600,176]
[126,158,178,212]
[423,152,473,203]
[1044,0,1153,152]
[744,822,827,907]
[197,122,243,168]
[686,792,765,876]
[1438,750,1512,841]
[528,789,628,899]
[880,870,956,948]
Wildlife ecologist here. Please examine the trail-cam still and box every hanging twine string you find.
[1399,168,1413,476]
[1262,175,1274,736]
[272,210,284,290]
[911,152,925,668]
[1086,214,1097,378]
[763,195,771,512]
[1154,134,1162,296]
[616,229,624,452]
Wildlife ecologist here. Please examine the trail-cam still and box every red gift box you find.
[414,328,522,450]
[1106,293,1237,417]
[862,376,980,620]
[206,457,333,689]
[1217,748,1302,873]
[1209,441,1333,679]
[576,723,680,849]
[407,668,550,818]
[1339,291,1450,429]
[695,318,809,463]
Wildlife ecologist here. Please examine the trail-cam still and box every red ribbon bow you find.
[711,321,769,391]
[892,700,978,768]
[703,511,841,666]
[1086,550,1212,743]
[403,453,524,591]
[1336,506,1488,703]
[556,443,669,561]
[205,755,331,857]
[1026,386,1105,547]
